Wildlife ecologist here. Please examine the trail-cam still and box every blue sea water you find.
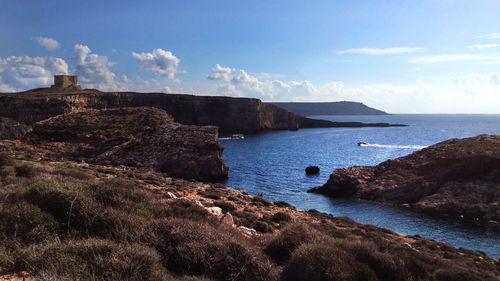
[219,114,500,257]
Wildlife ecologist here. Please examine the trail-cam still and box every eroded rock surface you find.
[22,107,228,181]
[310,135,500,224]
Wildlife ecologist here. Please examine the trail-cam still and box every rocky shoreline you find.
[309,135,500,225]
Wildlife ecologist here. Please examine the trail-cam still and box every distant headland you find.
[271,101,388,116]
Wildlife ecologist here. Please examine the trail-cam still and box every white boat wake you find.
[359,143,427,149]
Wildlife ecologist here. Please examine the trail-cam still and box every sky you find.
[1,0,500,113]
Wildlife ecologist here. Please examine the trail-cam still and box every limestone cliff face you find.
[309,135,500,224]
[23,107,228,181]
[0,91,300,133]
[0,90,405,135]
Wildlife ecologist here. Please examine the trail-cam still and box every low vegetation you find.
[0,154,499,280]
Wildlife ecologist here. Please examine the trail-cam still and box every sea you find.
[219,114,500,258]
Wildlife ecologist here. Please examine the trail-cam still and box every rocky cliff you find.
[18,107,228,181]
[0,89,403,135]
[0,90,299,133]
[309,135,500,224]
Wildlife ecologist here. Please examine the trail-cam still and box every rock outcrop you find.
[305,166,320,175]
[0,90,404,134]
[309,135,500,224]
[22,107,228,181]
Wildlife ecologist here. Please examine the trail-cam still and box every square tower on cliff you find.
[51,75,82,90]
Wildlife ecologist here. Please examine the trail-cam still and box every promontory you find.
[309,135,500,225]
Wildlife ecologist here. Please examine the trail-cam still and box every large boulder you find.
[23,107,228,181]
[309,135,500,224]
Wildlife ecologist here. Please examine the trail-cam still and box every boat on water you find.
[231,134,244,139]
[357,142,367,146]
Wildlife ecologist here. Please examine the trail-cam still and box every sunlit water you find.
[219,114,500,257]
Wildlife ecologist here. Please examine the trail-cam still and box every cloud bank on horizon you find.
[1,0,500,113]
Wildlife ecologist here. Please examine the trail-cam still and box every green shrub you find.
[274,201,292,208]
[233,210,259,229]
[152,218,277,281]
[253,220,273,233]
[163,199,216,222]
[14,238,166,281]
[90,181,155,219]
[0,203,59,246]
[280,241,377,281]
[433,269,482,281]
[0,246,13,273]
[0,153,14,167]
[15,164,35,178]
[265,223,321,265]
[22,182,100,237]
[338,240,416,281]
[270,212,292,223]
[252,196,272,206]
[213,200,236,213]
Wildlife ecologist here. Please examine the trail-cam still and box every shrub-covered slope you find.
[0,153,498,281]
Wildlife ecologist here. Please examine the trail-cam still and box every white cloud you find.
[32,37,61,51]
[207,64,276,98]
[337,47,424,55]
[132,48,180,80]
[467,44,500,50]
[477,33,500,39]
[206,64,500,113]
[73,44,122,91]
[476,73,500,85]
[0,55,68,91]
[410,54,500,64]
[207,64,233,81]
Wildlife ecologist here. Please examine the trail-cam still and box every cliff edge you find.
[309,135,500,224]
[19,107,228,181]
[0,90,403,135]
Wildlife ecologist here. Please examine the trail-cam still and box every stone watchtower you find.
[51,75,82,90]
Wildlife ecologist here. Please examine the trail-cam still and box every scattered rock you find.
[238,226,258,237]
[166,192,177,199]
[305,166,320,175]
[206,206,223,217]
[179,197,204,208]
[221,212,234,226]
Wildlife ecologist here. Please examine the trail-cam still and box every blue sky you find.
[1,0,500,113]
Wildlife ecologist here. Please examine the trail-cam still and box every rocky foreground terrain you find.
[0,89,403,135]
[310,135,500,225]
[0,105,498,280]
